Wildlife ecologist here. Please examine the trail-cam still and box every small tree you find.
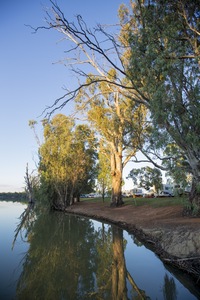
[128,166,163,193]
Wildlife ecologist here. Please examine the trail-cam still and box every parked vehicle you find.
[133,188,146,198]
[80,194,87,198]
[155,191,174,197]
[122,192,134,198]
[143,189,155,198]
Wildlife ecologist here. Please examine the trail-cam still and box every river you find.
[0,201,199,299]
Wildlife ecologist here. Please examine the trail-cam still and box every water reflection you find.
[162,274,177,300]
[13,209,198,300]
[15,212,148,299]
[12,202,35,249]
[16,214,96,299]
[111,226,148,299]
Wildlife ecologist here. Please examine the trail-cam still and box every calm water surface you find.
[0,201,200,299]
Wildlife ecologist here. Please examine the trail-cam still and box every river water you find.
[0,201,199,299]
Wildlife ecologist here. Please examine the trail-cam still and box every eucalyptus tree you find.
[39,114,96,209]
[127,166,163,193]
[69,123,97,203]
[34,0,199,213]
[76,77,147,206]
[119,0,200,212]
[97,144,112,202]
[162,142,192,191]
[39,114,73,209]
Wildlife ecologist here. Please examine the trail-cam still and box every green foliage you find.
[119,0,200,162]
[162,142,192,188]
[182,196,200,216]
[127,166,162,192]
[118,0,200,209]
[76,73,148,204]
[38,114,97,209]
[97,143,112,198]
[38,0,199,209]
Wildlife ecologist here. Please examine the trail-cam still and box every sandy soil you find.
[65,200,200,284]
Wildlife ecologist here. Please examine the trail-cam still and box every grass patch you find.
[130,196,185,207]
[81,196,186,208]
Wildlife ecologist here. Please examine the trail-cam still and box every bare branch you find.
[132,150,167,171]
[29,0,150,117]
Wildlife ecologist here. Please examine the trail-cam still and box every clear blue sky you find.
[1,0,135,192]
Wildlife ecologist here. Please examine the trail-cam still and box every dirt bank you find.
[65,201,200,284]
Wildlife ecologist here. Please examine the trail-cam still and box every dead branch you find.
[28,0,150,118]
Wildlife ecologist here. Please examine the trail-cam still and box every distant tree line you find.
[0,192,27,202]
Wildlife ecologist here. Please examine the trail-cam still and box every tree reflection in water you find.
[14,208,180,300]
[162,274,177,300]
[14,209,147,299]
[16,213,97,299]
[12,202,36,249]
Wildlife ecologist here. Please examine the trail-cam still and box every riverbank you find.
[65,200,200,285]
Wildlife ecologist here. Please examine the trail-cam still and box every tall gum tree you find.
[76,75,147,206]
[33,0,199,213]
[32,2,147,206]
[119,0,200,213]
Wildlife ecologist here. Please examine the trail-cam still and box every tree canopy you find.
[38,114,97,209]
[127,166,163,192]
[75,75,147,205]
[32,0,200,213]
[120,0,200,212]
